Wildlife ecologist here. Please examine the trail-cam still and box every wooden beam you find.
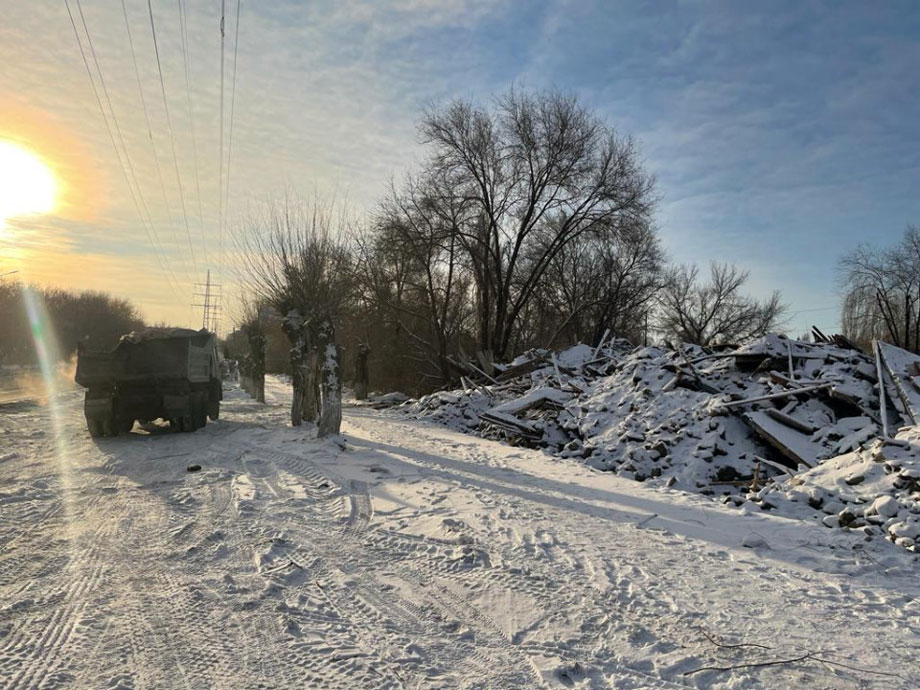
[743,412,817,468]
[721,382,832,409]
[764,407,818,434]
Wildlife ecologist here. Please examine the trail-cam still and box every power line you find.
[177,0,207,259]
[218,0,226,285]
[119,0,186,297]
[75,0,181,288]
[789,305,839,316]
[64,0,184,302]
[75,1,161,245]
[222,0,242,282]
[147,0,199,280]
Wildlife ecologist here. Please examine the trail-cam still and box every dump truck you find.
[75,327,222,437]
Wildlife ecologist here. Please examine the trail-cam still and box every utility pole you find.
[192,270,222,335]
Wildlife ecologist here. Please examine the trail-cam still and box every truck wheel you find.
[120,417,135,434]
[207,400,220,421]
[192,399,207,430]
[87,418,104,438]
[102,417,118,437]
[179,415,194,433]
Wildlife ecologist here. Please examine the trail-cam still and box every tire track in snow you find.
[236,452,408,689]
[0,513,117,690]
[343,413,713,688]
[241,444,546,689]
[0,444,123,684]
[346,412,920,688]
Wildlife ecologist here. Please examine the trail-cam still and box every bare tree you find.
[236,196,352,436]
[0,282,143,365]
[525,218,664,348]
[353,341,370,400]
[356,175,473,385]
[417,87,655,361]
[840,226,920,352]
[237,298,267,403]
[657,262,787,346]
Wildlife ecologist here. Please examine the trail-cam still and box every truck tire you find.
[102,417,117,437]
[192,395,207,430]
[87,418,104,438]
[120,417,135,434]
[208,379,221,421]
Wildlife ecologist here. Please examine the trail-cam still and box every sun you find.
[0,140,57,226]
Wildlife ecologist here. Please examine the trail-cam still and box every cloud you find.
[1,0,918,328]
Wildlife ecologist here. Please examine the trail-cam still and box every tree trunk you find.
[283,310,317,426]
[248,330,266,403]
[316,316,342,437]
[354,342,370,401]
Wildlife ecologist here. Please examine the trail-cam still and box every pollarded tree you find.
[657,262,787,346]
[236,197,353,436]
[237,298,267,403]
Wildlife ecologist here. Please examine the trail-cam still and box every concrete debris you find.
[400,334,920,552]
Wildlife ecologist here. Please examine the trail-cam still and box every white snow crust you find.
[0,376,918,688]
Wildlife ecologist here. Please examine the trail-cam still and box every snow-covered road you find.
[1,379,918,689]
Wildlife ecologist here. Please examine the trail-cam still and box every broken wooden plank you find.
[551,353,565,388]
[753,454,797,477]
[479,410,542,441]
[831,334,862,351]
[721,382,833,409]
[687,352,741,366]
[449,355,499,385]
[768,371,806,388]
[876,341,920,425]
[710,462,766,491]
[495,353,550,382]
[678,348,723,394]
[488,387,572,416]
[592,328,610,359]
[743,411,818,468]
[827,383,879,423]
[853,361,878,383]
[476,350,495,377]
[764,407,819,435]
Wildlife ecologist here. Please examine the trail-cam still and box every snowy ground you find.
[1,377,919,689]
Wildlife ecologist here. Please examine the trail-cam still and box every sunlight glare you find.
[0,140,57,225]
[22,287,76,541]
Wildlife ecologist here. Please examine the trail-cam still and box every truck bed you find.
[75,330,217,388]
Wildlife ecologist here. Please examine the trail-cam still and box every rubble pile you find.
[757,429,920,552]
[401,333,920,551]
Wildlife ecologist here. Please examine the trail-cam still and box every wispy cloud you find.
[1,0,917,327]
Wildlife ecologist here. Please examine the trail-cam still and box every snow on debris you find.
[401,335,920,552]
[756,427,920,552]
[877,341,920,424]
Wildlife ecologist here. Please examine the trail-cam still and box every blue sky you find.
[1,0,917,330]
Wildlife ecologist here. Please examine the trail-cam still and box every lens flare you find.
[0,140,57,226]
[22,288,74,528]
